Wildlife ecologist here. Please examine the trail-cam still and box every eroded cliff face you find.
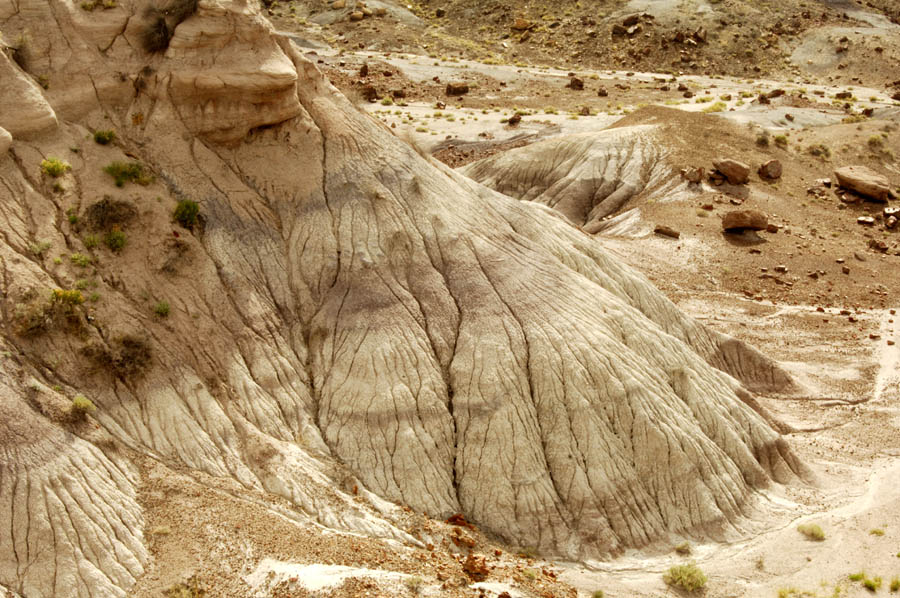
[1,0,806,596]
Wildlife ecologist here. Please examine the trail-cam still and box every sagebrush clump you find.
[173,199,200,229]
[797,523,825,541]
[103,161,153,187]
[93,129,116,145]
[663,563,707,592]
[41,157,71,177]
[70,395,96,420]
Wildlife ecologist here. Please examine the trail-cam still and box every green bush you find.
[663,563,707,592]
[797,523,825,541]
[93,130,116,145]
[83,234,99,249]
[154,300,170,317]
[41,157,71,177]
[29,241,51,257]
[173,199,199,229]
[592,591,605,598]
[70,395,96,419]
[103,161,152,187]
[890,577,899,592]
[104,230,127,252]
[70,253,92,268]
[51,289,85,306]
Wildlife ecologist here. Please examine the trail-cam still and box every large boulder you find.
[723,210,768,232]
[713,158,751,185]
[834,165,891,202]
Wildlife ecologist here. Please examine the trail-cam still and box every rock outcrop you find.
[0,1,806,596]
[460,126,670,233]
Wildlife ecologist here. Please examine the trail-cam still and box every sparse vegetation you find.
[891,577,900,593]
[592,591,605,598]
[774,134,789,148]
[675,541,692,555]
[807,144,831,159]
[864,577,883,592]
[104,230,127,252]
[82,334,152,379]
[103,161,153,187]
[164,575,206,598]
[70,253,92,268]
[154,300,170,317]
[404,576,424,594]
[173,199,200,229]
[756,131,770,147]
[702,101,728,113]
[83,234,99,249]
[69,395,96,420]
[522,568,537,580]
[870,528,885,536]
[797,523,825,541]
[41,157,71,178]
[663,563,707,592]
[93,129,116,145]
[29,241,51,257]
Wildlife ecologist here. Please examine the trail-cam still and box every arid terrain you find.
[1,0,900,597]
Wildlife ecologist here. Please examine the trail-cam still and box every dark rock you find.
[758,159,782,180]
[654,225,680,239]
[723,210,768,232]
[446,82,469,96]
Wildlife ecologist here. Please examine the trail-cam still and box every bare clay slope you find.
[2,0,804,595]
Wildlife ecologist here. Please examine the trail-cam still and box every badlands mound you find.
[1,0,806,595]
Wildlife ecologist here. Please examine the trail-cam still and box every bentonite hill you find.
[2,0,900,597]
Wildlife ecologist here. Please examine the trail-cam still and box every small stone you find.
[597,87,608,97]
[567,77,584,90]
[332,0,345,7]
[857,216,875,226]
[654,225,680,239]
[842,265,850,274]
[435,7,446,17]
[512,18,531,31]
[507,113,522,126]
[758,159,782,180]
[775,265,788,273]
[349,10,364,21]
[765,223,779,233]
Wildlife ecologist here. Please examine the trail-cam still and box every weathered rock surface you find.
[0,50,58,137]
[834,165,891,202]
[0,127,11,155]
[460,126,671,233]
[723,210,768,232]
[713,158,751,185]
[0,1,806,595]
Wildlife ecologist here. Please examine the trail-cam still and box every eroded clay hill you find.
[1,0,806,596]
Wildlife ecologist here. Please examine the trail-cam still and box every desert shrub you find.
[870,528,885,536]
[52,289,85,306]
[774,134,789,148]
[70,253,91,267]
[104,230,127,252]
[69,395,96,420]
[797,523,825,541]
[173,199,199,229]
[82,334,152,379]
[850,572,866,582]
[29,241,51,257]
[890,576,899,592]
[807,144,831,159]
[868,135,884,150]
[93,129,116,145]
[41,157,71,177]
[756,131,770,147]
[522,569,537,580]
[103,161,152,187]
[702,101,727,113]
[14,300,51,336]
[663,563,707,592]
[675,541,692,555]
[164,576,206,598]
[83,234,99,249]
[404,576,423,594]
[84,196,137,230]
[592,591,604,598]
[154,300,170,317]
[141,15,172,53]
[864,577,883,592]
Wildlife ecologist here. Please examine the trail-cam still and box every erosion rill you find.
[0,0,807,596]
